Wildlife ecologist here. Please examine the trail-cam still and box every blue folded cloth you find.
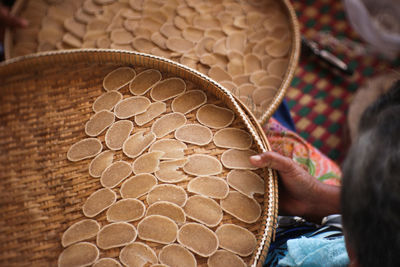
[278,236,349,267]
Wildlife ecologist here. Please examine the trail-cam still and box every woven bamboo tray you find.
[0,49,278,267]
[4,0,300,125]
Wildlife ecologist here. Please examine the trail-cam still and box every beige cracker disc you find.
[146,201,186,225]
[64,17,86,39]
[196,104,234,129]
[155,159,188,183]
[265,40,290,58]
[97,222,137,250]
[147,184,187,207]
[183,154,222,176]
[268,58,289,77]
[129,69,162,96]
[137,215,178,244]
[171,90,207,114]
[220,191,261,223]
[159,244,197,267]
[252,87,276,105]
[110,29,133,45]
[105,120,133,151]
[151,113,187,138]
[174,124,213,146]
[123,131,156,159]
[258,75,282,88]
[120,174,157,199]
[119,242,157,267]
[227,170,264,198]
[151,32,167,49]
[85,110,115,137]
[151,265,168,267]
[106,199,146,223]
[221,149,258,170]
[160,23,181,38]
[132,37,156,54]
[149,139,187,159]
[166,37,194,53]
[226,32,246,53]
[103,67,136,91]
[89,150,114,178]
[208,66,232,82]
[193,14,220,29]
[213,128,252,150]
[150,78,186,102]
[132,151,164,174]
[62,33,82,48]
[207,249,246,267]
[183,195,223,227]
[93,91,123,113]
[58,242,99,267]
[83,188,117,218]
[100,161,132,188]
[182,26,204,42]
[177,223,219,257]
[187,176,229,199]
[114,96,151,119]
[244,54,262,74]
[62,219,100,247]
[92,258,122,267]
[67,138,102,162]
[215,224,257,256]
[135,101,166,126]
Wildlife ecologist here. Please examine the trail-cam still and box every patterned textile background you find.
[287,0,400,163]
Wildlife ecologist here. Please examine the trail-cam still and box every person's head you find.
[341,80,400,267]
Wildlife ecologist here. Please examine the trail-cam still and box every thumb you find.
[0,6,28,28]
[250,151,297,174]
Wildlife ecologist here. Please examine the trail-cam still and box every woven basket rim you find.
[0,49,279,267]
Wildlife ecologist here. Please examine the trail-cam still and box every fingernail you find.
[250,155,261,161]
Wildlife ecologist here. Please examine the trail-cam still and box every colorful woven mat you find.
[286,0,400,163]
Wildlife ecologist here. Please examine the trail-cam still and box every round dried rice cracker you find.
[129,69,162,96]
[155,159,188,183]
[265,39,291,58]
[184,195,223,227]
[183,154,222,176]
[106,198,146,222]
[132,151,164,175]
[196,104,235,129]
[105,120,133,151]
[215,224,257,257]
[227,170,264,198]
[100,160,132,188]
[97,222,137,250]
[258,75,282,88]
[151,31,168,49]
[226,32,246,53]
[174,124,213,146]
[177,223,219,257]
[62,219,100,247]
[207,250,246,267]
[85,110,115,137]
[83,188,117,218]
[220,191,261,223]
[151,112,187,138]
[166,37,194,53]
[122,131,156,158]
[110,28,133,45]
[147,184,187,207]
[182,26,204,42]
[135,101,166,126]
[252,87,277,105]
[159,244,197,267]
[160,23,181,38]
[131,37,156,53]
[93,91,123,113]
[171,90,207,114]
[114,96,151,119]
[119,242,157,267]
[64,17,86,39]
[137,215,178,244]
[268,58,289,77]
[103,67,136,91]
[67,138,102,162]
[58,242,99,267]
[187,176,229,199]
[193,14,220,29]
[221,149,258,170]
[208,66,232,82]
[120,173,157,199]
[92,258,122,267]
[146,201,186,225]
[213,128,253,150]
[149,139,187,159]
[244,54,262,74]
[150,77,186,102]
[195,37,216,57]
[89,150,114,178]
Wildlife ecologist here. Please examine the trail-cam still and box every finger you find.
[0,6,28,28]
[250,151,297,174]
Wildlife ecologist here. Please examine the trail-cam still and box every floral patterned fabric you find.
[264,118,342,185]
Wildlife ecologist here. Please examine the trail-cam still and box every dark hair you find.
[341,80,400,267]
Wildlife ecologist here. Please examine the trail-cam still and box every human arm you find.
[250,151,341,223]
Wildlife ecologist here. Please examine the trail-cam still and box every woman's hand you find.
[250,151,341,223]
[0,4,28,42]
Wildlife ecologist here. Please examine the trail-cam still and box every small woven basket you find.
[0,50,278,266]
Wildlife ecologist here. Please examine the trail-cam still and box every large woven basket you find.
[4,0,300,125]
[0,50,278,266]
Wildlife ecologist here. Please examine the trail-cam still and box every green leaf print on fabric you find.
[317,172,340,181]
[295,157,316,176]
